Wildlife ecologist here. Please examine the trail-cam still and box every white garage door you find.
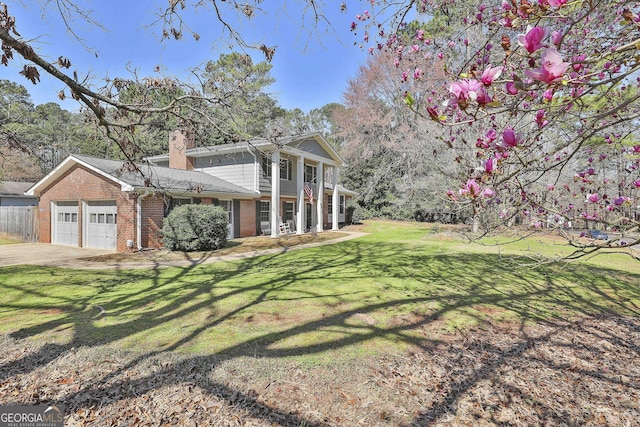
[54,202,79,246]
[86,201,117,250]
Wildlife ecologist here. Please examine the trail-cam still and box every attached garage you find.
[53,201,79,246]
[85,201,118,249]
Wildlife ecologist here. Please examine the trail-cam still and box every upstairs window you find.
[261,154,292,180]
[304,164,317,183]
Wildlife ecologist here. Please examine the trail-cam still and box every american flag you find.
[304,183,314,203]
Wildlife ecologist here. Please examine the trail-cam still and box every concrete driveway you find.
[0,243,114,268]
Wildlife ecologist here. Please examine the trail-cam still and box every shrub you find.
[162,204,228,251]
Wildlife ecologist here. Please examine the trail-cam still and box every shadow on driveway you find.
[0,243,114,268]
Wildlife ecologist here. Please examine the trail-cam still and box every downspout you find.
[137,190,151,250]
[246,145,260,193]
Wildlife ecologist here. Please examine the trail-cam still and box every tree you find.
[334,49,468,221]
[353,0,640,258]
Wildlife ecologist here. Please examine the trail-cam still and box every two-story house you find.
[26,130,356,252]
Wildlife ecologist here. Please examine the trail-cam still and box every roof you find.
[26,154,257,198]
[145,132,347,167]
[0,181,36,197]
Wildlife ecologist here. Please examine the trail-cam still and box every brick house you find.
[26,131,356,252]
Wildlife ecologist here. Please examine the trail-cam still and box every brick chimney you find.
[168,129,195,170]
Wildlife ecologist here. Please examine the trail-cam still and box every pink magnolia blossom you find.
[535,109,549,127]
[481,187,496,198]
[518,26,547,53]
[505,81,518,95]
[586,193,600,203]
[484,157,496,174]
[543,88,554,102]
[459,179,482,198]
[634,179,640,188]
[486,129,498,142]
[548,0,568,6]
[449,79,492,106]
[551,30,563,46]
[525,47,570,84]
[497,128,520,150]
[480,65,503,86]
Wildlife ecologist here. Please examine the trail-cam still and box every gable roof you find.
[26,154,257,198]
[145,132,346,167]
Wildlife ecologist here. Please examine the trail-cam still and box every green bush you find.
[162,204,228,251]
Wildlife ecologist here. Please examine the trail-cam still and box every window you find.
[262,154,292,180]
[327,197,333,215]
[219,200,232,223]
[304,164,317,183]
[283,202,295,222]
[340,195,346,214]
[260,201,270,222]
[261,154,272,177]
[280,158,292,180]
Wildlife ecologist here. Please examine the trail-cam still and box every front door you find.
[219,200,233,239]
[305,202,313,232]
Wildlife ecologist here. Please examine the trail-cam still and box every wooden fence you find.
[0,206,39,242]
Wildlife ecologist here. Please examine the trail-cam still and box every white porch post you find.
[270,149,280,238]
[316,161,324,232]
[296,156,305,234]
[332,166,340,230]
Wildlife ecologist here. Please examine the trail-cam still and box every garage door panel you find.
[54,202,79,246]
[86,201,117,250]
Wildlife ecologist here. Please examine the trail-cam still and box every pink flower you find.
[543,88,554,102]
[535,109,548,127]
[614,196,630,206]
[525,47,570,84]
[486,129,498,142]
[481,187,496,198]
[460,179,481,198]
[497,128,520,150]
[480,65,502,86]
[505,81,518,95]
[551,31,563,46]
[484,157,496,174]
[518,26,547,53]
[548,0,568,6]
[586,193,600,203]
[449,79,492,106]
[634,179,640,188]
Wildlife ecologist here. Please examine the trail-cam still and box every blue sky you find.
[4,1,372,112]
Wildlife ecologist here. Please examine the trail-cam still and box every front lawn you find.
[1,220,639,426]
[1,220,638,360]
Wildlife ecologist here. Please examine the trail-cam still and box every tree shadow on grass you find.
[1,236,639,425]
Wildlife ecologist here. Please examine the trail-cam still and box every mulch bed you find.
[1,314,638,426]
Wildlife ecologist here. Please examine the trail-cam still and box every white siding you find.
[198,163,256,191]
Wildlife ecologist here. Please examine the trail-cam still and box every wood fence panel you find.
[0,206,39,242]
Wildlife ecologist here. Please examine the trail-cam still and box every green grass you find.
[0,237,20,245]
[1,220,639,364]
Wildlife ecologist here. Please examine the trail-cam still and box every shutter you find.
[233,199,241,238]
[256,200,261,236]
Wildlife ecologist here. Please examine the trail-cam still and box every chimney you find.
[168,129,195,170]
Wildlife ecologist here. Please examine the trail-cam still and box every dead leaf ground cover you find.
[1,220,639,426]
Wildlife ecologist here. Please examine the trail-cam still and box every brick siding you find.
[38,164,136,252]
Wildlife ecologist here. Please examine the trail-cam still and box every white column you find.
[316,161,324,233]
[332,166,340,230]
[270,150,280,238]
[296,156,305,234]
